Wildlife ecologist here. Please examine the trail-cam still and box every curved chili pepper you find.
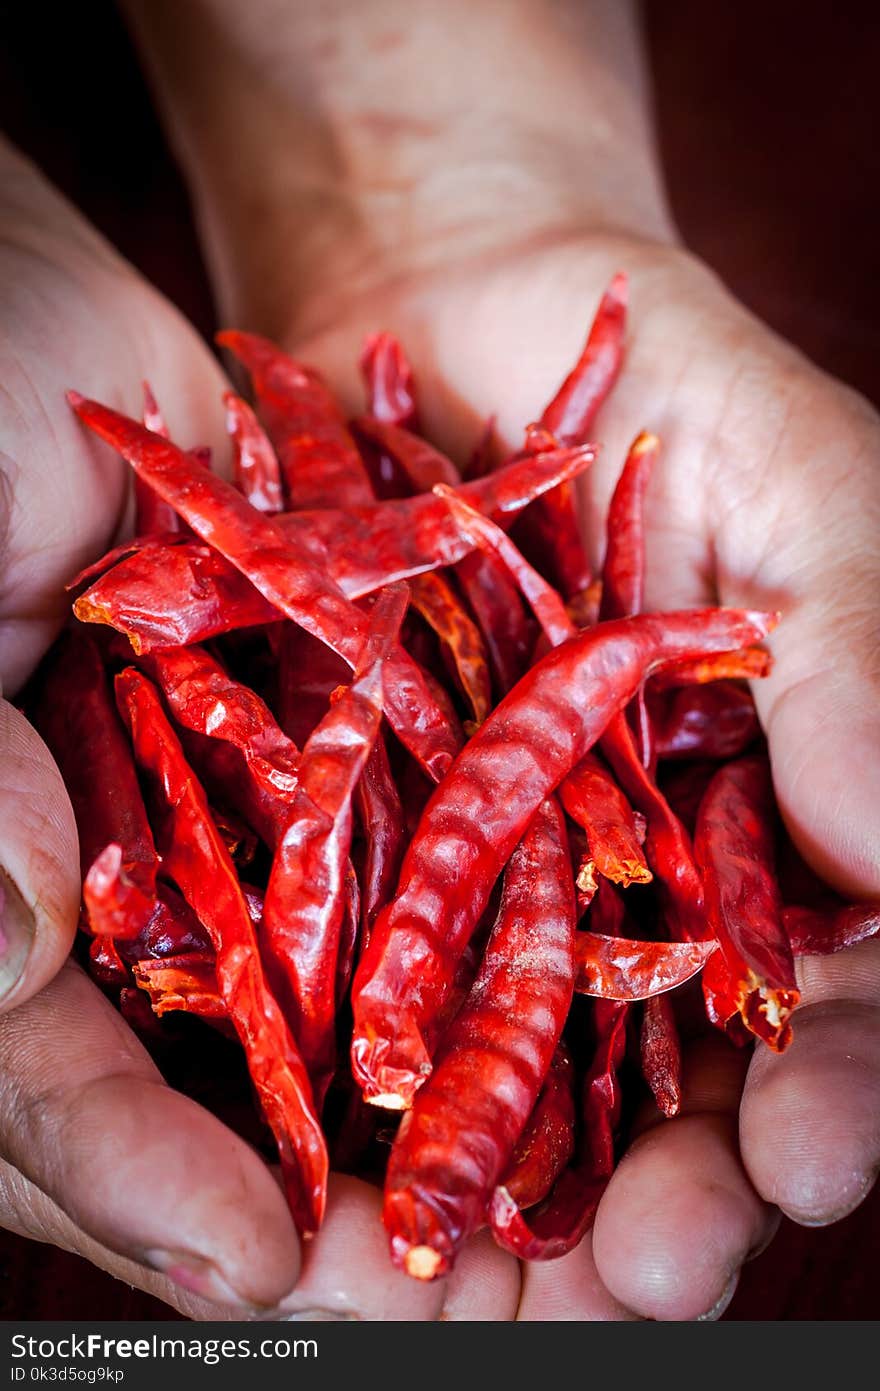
[574,931,715,999]
[31,628,159,937]
[68,396,459,783]
[784,903,880,957]
[116,666,327,1235]
[641,993,682,1118]
[383,797,576,1279]
[651,645,773,689]
[498,1044,576,1211]
[217,330,375,509]
[409,571,492,724]
[695,754,799,1050]
[599,432,658,622]
[264,584,408,1104]
[560,752,651,889]
[224,390,284,514]
[351,606,776,1108]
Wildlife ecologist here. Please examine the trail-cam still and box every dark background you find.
[0,1,878,1320]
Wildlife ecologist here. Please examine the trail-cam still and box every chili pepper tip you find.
[66,390,85,409]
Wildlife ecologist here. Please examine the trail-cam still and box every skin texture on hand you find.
[1,0,879,1320]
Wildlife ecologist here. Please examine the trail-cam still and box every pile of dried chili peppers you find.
[28,275,880,1280]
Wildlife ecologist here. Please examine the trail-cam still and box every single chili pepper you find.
[264,584,408,1104]
[134,383,180,535]
[354,735,407,939]
[68,396,460,783]
[694,754,799,1050]
[74,542,279,651]
[134,951,225,1020]
[217,330,375,509]
[489,998,628,1261]
[67,533,188,595]
[599,432,658,622]
[453,549,534,695]
[560,752,651,888]
[408,571,492,724]
[351,606,776,1108]
[784,903,880,957]
[354,416,461,493]
[116,666,327,1235]
[224,390,284,514]
[511,273,627,598]
[650,680,761,762]
[640,993,683,1118]
[383,797,576,1279]
[31,628,159,936]
[360,331,419,431]
[574,931,715,1000]
[498,1044,577,1211]
[89,933,129,987]
[138,643,300,842]
[651,645,773,690]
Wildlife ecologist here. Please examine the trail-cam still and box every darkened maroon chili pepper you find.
[89,933,128,987]
[264,584,408,1103]
[574,932,715,999]
[354,416,460,493]
[650,680,762,762]
[217,330,375,509]
[335,864,362,1007]
[117,882,212,963]
[695,754,799,1050]
[68,396,460,783]
[351,606,776,1108]
[498,1044,576,1211]
[382,797,576,1279]
[784,903,880,957]
[354,735,407,939]
[116,666,328,1234]
[31,628,159,938]
[224,390,284,514]
[640,993,683,1118]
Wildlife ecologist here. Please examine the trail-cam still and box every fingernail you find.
[144,1249,262,1310]
[282,1310,360,1322]
[695,1271,739,1321]
[0,868,35,1005]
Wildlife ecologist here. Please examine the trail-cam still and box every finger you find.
[0,701,79,1013]
[0,959,301,1309]
[741,938,880,1226]
[517,1233,640,1321]
[592,1035,777,1320]
[440,1229,521,1321]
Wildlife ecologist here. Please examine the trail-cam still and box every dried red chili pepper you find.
[498,1044,577,1211]
[360,331,419,432]
[640,993,683,1118]
[264,584,409,1103]
[224,390,284,514]
[68,396,459,783]
[408,571,492,724]
[560,752,651,889]
[352,606,776,1108]
[354,735,407,939]
[116,666,327,1235]
[218,330,375,509]
[134,952,224,1020]
[574,931,715,1000]
[784,903,880,957]
[599,432,658,623]
[651,646,773,689]
[134,383,180,535]
[695,754,799,1050]
[354,416,460,493]
[383,797,576,1279]
[32,629,159,938]
[650,680,761,762]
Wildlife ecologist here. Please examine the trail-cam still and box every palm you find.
[294,233,880,1318]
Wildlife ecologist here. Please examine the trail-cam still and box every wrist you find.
[124,0,677,337]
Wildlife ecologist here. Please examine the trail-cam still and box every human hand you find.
[0,139,517,1320]
[123,0,880,1319]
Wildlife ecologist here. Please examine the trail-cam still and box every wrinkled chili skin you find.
[351,607,776,1107]
[785,902,880,957]
[115,666,328,1235]
[355,735,407,938]
[560,752,651,888]
[224,390,284,514]
[650,680,761,762]
[573,932,715,1000]
[641,992,683,1118]
[359,331,419,432]
[695,754,799,1050]
[383,798,576,1279]
[69,395,459,783]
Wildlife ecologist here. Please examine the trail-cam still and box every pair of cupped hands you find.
[0,127,878,1321]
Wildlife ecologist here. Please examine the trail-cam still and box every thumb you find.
[0,697,79,1012]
